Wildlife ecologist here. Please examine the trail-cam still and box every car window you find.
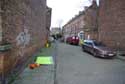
[85,42,93,46]
[93,41,105,46]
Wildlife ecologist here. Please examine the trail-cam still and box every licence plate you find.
[109,54,114,56]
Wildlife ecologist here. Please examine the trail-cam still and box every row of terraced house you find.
[0,0,52,84]
[63,0,125,54]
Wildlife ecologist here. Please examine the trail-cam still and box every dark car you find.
[66,36,79,45]
[82,40,116,58]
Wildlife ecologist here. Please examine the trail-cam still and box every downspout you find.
[96,3,99,41]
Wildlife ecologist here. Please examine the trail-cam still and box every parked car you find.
[66,36,79,45]
[82,40,116,58]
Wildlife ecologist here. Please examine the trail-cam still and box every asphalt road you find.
[56,42,125,84]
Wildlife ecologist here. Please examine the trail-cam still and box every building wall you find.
[51,27,61,35]
[98,0,125,51]
[0,0,49,83]
[0,1,3,75]
[46,7,52,38]
[84,0,98,40]
[63,11,85,40]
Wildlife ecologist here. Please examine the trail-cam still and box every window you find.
[93,41,105,46]
[85,42,93,46]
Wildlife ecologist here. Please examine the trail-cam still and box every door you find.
[85,42,93,53]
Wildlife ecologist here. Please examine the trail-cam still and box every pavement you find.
[114,50,125,61]
[12,43,55,84]
[116,55,125,61]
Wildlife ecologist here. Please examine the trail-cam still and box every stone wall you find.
[98,0,125,51]
[0,0,49,83]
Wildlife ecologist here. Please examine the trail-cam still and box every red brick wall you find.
[63,11,85,39]
[46,7,52,38]
[0,0,48,83]
[84,31,98,40]
[84,1,98,40]
[99,0,125,50]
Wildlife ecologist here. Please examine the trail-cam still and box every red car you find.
[66,36,79,45]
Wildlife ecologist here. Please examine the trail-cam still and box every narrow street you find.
[0,0,125,84]
[56,42,125,84]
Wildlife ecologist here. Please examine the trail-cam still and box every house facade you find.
[84,0,98,40]
[51,27,61,35]
[98,0,125,52]
[63,11,85,41]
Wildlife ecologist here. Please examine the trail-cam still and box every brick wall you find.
[98,0,125,51]
[84,31,98,40]
[0,0,49,83]
[46,7,52,38]
[63,11,85,40]
[84,0,98,40]
[0,1,3,75]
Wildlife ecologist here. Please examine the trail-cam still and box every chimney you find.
[92,0,97,8]
[93,0,96,2]
[92,0,97,5]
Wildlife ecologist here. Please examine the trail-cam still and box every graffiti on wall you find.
[16,29,31,56]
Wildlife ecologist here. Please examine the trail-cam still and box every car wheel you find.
[93,51,97,57]
[82,46,85,52]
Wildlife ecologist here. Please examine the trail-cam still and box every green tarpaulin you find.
[35,56,53,64]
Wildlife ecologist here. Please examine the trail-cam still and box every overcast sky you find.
[47,0,99,28]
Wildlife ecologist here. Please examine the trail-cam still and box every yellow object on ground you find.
[45,43,49,48]
[79,39,84,45]
[35,56,53,64]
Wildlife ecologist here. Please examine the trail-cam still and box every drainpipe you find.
[116,42,120,56]
[96,4,99,41]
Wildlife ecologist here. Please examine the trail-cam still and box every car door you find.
[86,42,93,53]
[83,41,89,51]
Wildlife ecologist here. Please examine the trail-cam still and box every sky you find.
[47,0,99,28]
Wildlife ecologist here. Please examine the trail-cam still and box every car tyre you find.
[93,51,97,57]
[82,47,85,52]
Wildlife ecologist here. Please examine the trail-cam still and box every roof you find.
[63,10,85,28]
